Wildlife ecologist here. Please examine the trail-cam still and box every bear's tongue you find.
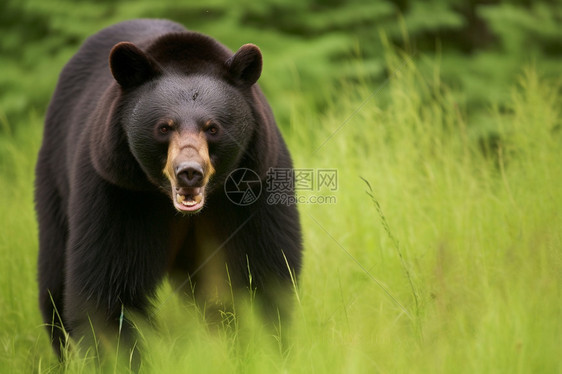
[176,187,202,207]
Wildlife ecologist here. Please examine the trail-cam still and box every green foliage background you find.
[1,0,561,131]
[0,0,561,373]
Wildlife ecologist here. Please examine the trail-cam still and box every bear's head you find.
[92,33,278,213]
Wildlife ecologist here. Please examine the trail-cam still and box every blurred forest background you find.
[1,0,560,136]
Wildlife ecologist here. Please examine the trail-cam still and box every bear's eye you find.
[158,123,173,135]
[207,124,218,135]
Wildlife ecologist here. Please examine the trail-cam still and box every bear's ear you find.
[226,44,263,88]
[109,42,161,89]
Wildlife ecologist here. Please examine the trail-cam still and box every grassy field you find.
[0,32,560,372]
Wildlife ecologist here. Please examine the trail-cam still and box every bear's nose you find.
[176,161,204,187]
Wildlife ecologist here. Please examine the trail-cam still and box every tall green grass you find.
[0,51,560,373]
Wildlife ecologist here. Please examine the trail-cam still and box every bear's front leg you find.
[204,193,303,328]
[64,177,169,364]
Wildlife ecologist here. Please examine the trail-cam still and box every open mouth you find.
[173,186,205,213]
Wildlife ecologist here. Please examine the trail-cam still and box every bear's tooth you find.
[177,193,185,204]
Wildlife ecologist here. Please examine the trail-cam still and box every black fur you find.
[35,19,302,360]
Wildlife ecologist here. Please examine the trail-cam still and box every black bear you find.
[35,19,302,359]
